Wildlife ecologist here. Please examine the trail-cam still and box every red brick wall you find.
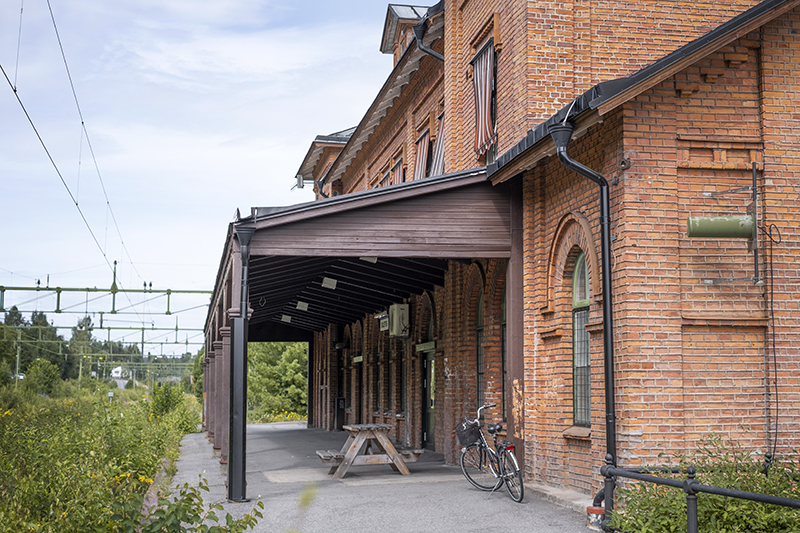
[512,13,800,495]
[305,1,800,498]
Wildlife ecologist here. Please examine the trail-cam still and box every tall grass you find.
[0,381,199,532]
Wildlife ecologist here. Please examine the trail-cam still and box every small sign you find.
[379,315,389,331]
[353,355,363,363]
[415,341,436,352]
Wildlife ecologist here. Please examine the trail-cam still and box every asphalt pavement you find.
[171,422,594,533]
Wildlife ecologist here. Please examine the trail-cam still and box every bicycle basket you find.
[455,418,481,445]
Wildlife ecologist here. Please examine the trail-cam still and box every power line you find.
[4,4,147,328]
[13,0,24,90]
[44,0,145,286]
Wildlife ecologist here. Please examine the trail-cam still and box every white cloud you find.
[0,0,395,354]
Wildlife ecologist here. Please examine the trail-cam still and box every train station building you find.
[205,0,800,500]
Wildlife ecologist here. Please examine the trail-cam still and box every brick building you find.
[206,0,800,504]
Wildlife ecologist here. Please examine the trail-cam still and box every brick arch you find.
[343,324,352,347]
[352,320,363,355]
[416,291,437,344]
[485,259,508,324]
[462,262,487,330]
[544,211,600,313]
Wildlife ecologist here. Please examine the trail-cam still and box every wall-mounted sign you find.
[353,355,363,363]
[415,341,436,353]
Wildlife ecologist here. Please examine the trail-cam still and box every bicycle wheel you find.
[460,443,501,491]
[500,449,524,502]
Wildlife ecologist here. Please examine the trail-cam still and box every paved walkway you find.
[171,422,594,532]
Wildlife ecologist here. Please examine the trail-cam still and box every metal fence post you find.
[684,466,698,533]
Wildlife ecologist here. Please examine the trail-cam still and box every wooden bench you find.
[396,448,424,463]
[317,424,414,479]
[316,449,346,474]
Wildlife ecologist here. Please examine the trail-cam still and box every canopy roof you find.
[210,168,511,340]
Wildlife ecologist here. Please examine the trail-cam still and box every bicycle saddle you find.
[487,423,503,434]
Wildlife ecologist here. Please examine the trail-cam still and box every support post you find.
[685,467,698,533]
[228,224,255,502]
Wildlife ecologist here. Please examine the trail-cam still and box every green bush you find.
[0,386,208,532]
[610,435,800,533]
[23,359,60,396]
[112,475,263,533]
[151,382,185,417]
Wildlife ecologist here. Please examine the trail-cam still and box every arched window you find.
[573,252,591,426]
[476,289,485,409]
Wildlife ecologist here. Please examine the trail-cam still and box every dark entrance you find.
[354,360,363,423]
[422,350,436,450]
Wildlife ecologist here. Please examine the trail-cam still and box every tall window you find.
[397,349,405,414]
[386,346,393,415]
[476,290,485,410]
[413,130,431,180]
[573,252,591,427]
[429,113,445,176]
[471,40,496,161]
[391,158,404,185]
[374,352,382,413]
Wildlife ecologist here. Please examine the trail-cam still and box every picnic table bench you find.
[316,423,423,479]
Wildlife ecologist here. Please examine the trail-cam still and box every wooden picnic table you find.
[316,423,422,480]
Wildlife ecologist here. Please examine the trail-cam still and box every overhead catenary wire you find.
[13,0,24,90]
[4,2,149,328]
[44,0,145,286]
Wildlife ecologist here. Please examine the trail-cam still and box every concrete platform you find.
[171,422,594,532]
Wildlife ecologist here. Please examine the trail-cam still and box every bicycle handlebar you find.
[476,403,497,419]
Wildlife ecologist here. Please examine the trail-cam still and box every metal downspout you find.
[412,1,444,62]
[549,122,618,518]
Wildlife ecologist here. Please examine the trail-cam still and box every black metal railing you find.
[599,455,800,533]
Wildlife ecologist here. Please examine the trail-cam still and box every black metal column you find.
[228,225,254,502]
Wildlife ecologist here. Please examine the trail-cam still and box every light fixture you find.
[321,277,337,290]
[359,256,378,263]
[281,315,292,323]
[296,301,309,311]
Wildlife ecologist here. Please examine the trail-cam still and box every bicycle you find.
[456,402,524,502]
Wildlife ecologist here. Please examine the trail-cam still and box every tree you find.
[65,316,93,380]
[248,342,308,415]
[24,359,60,395]
[191,347,204,403]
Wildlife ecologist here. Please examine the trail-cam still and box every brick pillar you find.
[213,340,224,452]
[206,348,215,441]
[219,327,231,464]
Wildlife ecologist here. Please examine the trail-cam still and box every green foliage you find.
[610,435,800,533]
[125,378,134,389]
[0,360,11,386]
[247,342,308,422]
[0,385,213,532]
[191,348,204,403]
[151,382,185,417]
[23,359,60,395]
[113,476,263,533]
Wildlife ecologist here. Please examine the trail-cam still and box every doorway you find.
[422,350,435,450]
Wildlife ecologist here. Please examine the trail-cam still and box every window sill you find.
[562,426,591,441]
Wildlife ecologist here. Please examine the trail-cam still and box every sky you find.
[0,0,395,355]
